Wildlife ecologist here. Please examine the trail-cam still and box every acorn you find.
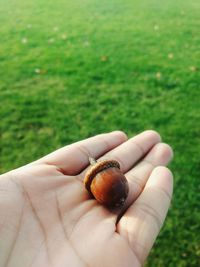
[84,157,129,207]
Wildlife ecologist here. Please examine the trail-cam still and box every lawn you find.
[0,0,199,266]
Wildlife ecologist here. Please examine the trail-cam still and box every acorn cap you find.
[84,159,120,194]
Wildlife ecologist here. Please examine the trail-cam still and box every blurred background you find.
[0,0,199,266]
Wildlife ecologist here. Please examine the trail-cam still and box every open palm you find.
[0,130,173,267]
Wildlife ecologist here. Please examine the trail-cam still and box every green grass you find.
[0,0,200,266]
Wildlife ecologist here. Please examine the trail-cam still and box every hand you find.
[0,130,173,267]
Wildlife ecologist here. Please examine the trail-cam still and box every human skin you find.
[0,130,173,267]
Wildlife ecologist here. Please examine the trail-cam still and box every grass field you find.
[0,0,200,266]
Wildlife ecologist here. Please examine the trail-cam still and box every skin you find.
[0,130,173,267]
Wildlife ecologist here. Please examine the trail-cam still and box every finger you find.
[37,131,127,175]
[104,130,161,173]
[80,130,161,179]
[117,167,173,265]
[124,143,173,208]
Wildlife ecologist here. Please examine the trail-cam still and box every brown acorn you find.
[84,157,129,207]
